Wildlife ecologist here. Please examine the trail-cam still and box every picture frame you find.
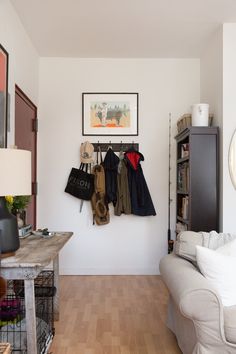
[82,92,138,136]
[0,44,9,148]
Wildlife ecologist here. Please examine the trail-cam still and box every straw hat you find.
[80,141,94,164]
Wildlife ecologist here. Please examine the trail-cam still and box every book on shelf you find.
[186,164,189,191]
[177,162,189,192]
[181,143,189,158]
[182,196,189,219]
[177,195,189,219]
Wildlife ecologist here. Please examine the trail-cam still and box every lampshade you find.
[0,148,31,257]
[0,148,31,196]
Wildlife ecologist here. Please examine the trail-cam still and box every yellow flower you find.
[5,196,13,205]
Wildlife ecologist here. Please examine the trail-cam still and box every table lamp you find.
[0,148,31,257]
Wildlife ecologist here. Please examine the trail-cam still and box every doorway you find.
[15,85,37,229]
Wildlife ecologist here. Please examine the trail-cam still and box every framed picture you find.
[82,92,138,136]
[0,44,9,148]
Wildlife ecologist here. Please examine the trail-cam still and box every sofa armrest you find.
[160,254,221,306]
[160,254,234,350]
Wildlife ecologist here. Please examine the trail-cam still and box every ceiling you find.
[10,0,236,58]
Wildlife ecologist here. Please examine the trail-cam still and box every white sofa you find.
[160,231,236,354]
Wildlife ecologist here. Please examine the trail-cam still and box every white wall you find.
[200,27,223,128]
[2,0,236,272]
[38,58,200,275]
[222,24,236,232]
[200,27,223,230]
[0,0,39,146]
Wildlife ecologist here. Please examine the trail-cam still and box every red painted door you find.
[15,85,37,229]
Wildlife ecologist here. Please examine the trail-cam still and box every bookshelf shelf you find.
[175,127,219,235]
[177,190,189,195]
[177,156,189,164]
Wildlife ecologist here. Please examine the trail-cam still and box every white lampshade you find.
[0,148,31,196]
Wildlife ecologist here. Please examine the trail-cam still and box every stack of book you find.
[177,163,189,192]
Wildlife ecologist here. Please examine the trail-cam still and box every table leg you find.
[24,279,37,354]
[53,255,59,321]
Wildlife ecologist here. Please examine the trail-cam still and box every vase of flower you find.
[16,212,24,228]
[5,195,30,228]
[0,199,20,255]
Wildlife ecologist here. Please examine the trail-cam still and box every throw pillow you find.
[174,230,236,263]
[196,245,236,306]
[174,231,203,262]
[216,238,236,256]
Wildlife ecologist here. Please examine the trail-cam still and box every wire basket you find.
[177,113,213,133]
[0,271,56,354]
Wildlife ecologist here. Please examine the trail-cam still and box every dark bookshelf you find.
[175,126,219,233]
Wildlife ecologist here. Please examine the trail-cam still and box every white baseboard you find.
[60,266,159,275]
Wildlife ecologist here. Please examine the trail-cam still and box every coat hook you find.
[108,141,112,150]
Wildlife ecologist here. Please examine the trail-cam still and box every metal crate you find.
[0,271,56,354]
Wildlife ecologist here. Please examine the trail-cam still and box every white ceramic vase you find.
[192,103,209,126]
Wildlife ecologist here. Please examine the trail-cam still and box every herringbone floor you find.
[50,275,182,354]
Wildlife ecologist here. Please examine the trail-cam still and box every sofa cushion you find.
[224,305,236,344]
[174,231,202,262]
[196,245,236,306]
[175,230,236,263]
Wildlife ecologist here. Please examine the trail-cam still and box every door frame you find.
[15,84,37,228]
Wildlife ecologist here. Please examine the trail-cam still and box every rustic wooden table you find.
[1,232,73,354]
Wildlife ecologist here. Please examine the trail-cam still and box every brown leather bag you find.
[91,148,110,225]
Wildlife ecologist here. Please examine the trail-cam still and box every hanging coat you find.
[115,158,131,216]
[103,148,120,206]
[125,149,156,216]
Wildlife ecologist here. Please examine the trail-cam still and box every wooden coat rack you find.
[93,142,139,152]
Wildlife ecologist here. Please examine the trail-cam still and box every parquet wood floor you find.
[50,275,182,354]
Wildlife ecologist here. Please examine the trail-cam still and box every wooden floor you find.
[50,275,182,354]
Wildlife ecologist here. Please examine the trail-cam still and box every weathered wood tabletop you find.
[2,232,72,265]
[1,232,73,279]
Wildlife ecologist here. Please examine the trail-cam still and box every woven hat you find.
[80,141,94,164]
